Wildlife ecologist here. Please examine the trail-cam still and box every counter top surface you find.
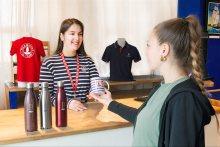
[0,97,219,145]
[0,98,142,145]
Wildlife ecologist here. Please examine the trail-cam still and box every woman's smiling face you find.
[61,24,83,52]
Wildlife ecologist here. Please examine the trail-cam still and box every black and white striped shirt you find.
[39,54,99,108]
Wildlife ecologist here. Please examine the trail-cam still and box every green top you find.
[132,77,189,147]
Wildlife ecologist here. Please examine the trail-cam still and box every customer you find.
[39,18,99,112]
[88,15,215,146]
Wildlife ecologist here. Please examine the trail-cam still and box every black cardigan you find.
[108,78,215,147]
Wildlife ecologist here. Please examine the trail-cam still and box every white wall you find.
[0,0,178,109]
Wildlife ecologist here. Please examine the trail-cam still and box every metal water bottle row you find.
[24,81,67,132]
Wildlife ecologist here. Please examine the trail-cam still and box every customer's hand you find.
[87,88,113,106]
[69,100,87,112]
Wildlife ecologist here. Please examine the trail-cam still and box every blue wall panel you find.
[206,39,220,100]
[177,0,205,29]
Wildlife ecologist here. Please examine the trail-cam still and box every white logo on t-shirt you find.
[80,65,88,73]
[127,53,131,57]
[20,43,35,58]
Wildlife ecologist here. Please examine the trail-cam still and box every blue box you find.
[9,91,17,109]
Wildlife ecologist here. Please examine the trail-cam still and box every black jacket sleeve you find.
[107,85,158,124]
[108,101,140,124]
[168,92,204,146]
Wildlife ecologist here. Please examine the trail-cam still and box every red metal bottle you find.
[24,82,38,132]
[55,81,67,127]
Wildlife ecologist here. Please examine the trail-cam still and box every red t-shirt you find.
[10,37,46,82]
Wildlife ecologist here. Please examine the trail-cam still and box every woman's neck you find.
[159,63,188,84]
[62,48,77,57]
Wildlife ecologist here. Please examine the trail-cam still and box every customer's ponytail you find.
[186,15,206,95]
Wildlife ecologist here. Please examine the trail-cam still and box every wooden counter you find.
[0,98,143,145]
[0,97,219,146]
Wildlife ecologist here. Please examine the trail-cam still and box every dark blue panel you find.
[9,91,17,109]
[206,39,220,100]
[177,0,205,29]
[199,0,206,29]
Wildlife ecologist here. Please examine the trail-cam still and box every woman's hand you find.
[69,100,87,112]
[87,88,113,106]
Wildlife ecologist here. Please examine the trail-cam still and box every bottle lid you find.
[27,82,34,88]
[41,82,48,87]
[57,81,64,87]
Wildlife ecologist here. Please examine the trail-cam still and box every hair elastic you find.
[182,18,189,26]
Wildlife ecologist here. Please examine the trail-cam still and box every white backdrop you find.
[0,0,177,109]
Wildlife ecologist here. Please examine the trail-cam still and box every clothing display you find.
[10,37,46,82]
[102,41,141,81]
[108,78,215,146]
[39,54,99,108]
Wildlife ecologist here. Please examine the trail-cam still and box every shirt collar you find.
[114,41,129,48]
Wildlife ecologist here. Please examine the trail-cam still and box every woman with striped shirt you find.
[39,18,99,111]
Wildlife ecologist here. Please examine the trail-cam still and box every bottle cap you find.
[57,81,64,87]
[41,82,48,88]
[27,82,34,88]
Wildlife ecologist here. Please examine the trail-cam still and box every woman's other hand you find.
[69,100,87,111]
[87,88,113,106]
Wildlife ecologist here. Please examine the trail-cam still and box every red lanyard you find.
[60,51,79,97]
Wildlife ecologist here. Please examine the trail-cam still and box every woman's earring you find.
[160,55,167,62]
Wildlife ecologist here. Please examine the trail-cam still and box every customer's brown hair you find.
[154,15,206,95]
[54,18,87,56]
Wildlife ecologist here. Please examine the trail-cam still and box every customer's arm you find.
[108,101,140,124]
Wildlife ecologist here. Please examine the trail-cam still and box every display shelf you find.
[5,76,162,109]
[87,89,152,103]
[111,89,151,99]
[106,78,163,86]
[5,79,214,109]
[208,36,220,38]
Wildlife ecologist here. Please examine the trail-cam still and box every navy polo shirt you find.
[102,41,141,81]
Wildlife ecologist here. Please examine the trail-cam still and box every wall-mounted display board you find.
[204,0,220,35]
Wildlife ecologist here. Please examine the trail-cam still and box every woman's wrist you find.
[67,99,73,109]
[106,99,113,106]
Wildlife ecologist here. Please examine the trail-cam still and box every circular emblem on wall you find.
[20,43,35,58]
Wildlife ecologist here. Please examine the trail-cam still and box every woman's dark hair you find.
[54,18,87,56]
[154,15,206,95]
